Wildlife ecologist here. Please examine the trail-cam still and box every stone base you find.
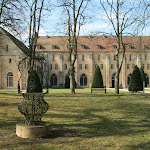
[16,123,51,138]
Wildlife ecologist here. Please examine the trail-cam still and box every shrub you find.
[140,67,147,87]
[92,65,103,88]
[128,65,143,92]
[27,70,42,93]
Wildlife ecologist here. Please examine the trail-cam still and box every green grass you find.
[1,89,150,149]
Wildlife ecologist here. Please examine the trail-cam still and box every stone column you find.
[106,53,110,88]
[137,54,141,68]
[59,52,63,87]
[122,56,126,88]
[89,53,93,88]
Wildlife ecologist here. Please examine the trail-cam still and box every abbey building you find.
[0,27,150,90]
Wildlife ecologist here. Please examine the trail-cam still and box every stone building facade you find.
[36,36,150,88]
[1,27,150,90]
[0,28,42,90]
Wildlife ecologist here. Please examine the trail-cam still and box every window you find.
[6,44,8,52]
[111,64,114,69]
[52,55,55,61]
[50,74,57,86]
[113,45,117,49]
[145,74,149,86]
[52,45,60,49]
[54,64,57,70]
[142,64,144,69]
[81,45,89,49]
[114,55,116,61]
[95,64,98,68]
[9,59,12,63]
[127,64,130,70]
[98,55,100,61]
[132,64,135,69]
[85,64,88,69]
[129,45,135,49]
[129,55,132,61]
[145,54,147,61]
[100,64,103,70]
[82,55,84,61]
[127,74,132,85]
[147,64,150,70]
[64,64,67,70]
[97,45,104,49]
[50,64,52,70]
[7,72,13,88]
[80,74,87,86]
[79,64,82,70]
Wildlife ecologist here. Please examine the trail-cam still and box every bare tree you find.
[100,0,139,94]
[0,0,27,34]
[60,0,90,94]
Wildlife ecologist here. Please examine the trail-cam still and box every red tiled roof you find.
[36,36,150,52]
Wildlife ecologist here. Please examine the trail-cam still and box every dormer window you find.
[113,45,117,49]
[81,45,89,49]
[97,45,104,49]
[144,45,150,49]
[52,45,60,49]
[129,45,135,49]
[37,44,45,49]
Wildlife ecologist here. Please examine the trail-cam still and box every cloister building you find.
[36,36,150,88]
[0,27,150,89]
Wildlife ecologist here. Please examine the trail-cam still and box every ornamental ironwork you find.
[18,93,49,125]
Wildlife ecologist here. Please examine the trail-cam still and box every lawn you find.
[0,89,150,150]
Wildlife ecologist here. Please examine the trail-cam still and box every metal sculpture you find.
[18,93,49,125]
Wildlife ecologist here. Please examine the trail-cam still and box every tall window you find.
[127,74,132,85]
[7,72,13,88]
[145,54,147,61]
[130,55,132,61]
[82,55,84,61]
[147,64,150,70]
[100,64,103,70]
[55,64,58,70]
[98,55,100,61]
[50,74,57,86]
[64,64,67,70]
[127,64,130,70]
[111,64,114,69]
[52,55,55,61]
[114,55,116,61]
[80,74,87,86]
[85,64,88,69]
[132,64,135,69]
[79,64,82,70]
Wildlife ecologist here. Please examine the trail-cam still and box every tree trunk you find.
[70,64,75,94]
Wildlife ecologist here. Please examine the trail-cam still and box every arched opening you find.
[50,74,57,86]
[127,74,132,85]
[7,72,13,88]
[145,73,149,87]
[80,74,87,86]
[112,73,115,88]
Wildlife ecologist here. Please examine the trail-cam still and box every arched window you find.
[145,74,149,87]
[50,74,57,86]
[7,72,13,88]
[80,74,87,86]
[127,74,132,85]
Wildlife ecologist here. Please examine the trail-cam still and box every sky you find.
[20,0,150,42]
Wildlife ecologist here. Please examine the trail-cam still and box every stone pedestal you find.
[16,123,51,138]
